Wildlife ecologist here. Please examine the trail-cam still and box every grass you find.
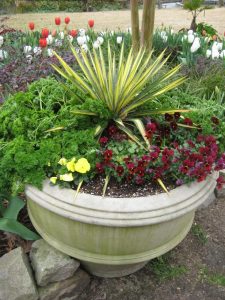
[191,223,208,245]
[151,255,188,281]
[1,8,225,36]
[200,268,225,287]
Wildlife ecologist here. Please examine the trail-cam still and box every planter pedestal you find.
[26,173,217,278]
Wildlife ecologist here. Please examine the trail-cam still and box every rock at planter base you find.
[30,239,80,287]
[38,269,90,300]
[0,247,38,300]
[198,191,216,210]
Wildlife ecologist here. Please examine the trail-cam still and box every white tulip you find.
[181,35,187,42]
[93,41,100,49]
[23,45,32,54]
[54,39,63,47]
[79,29,86,37]
[160,31,167,37]
[220,50,225,58]
[190,37,200,53]
[180,57,187,64]
[170,29,174,34]
[85,35,90,42]
[110,31,115,36]
[217,43,223,51]
[206,49,211,58]
[100,31,106,36]
[81,44,88,52]
[0,35,3,47]
[46,34,53,45]
[117,36,123,44]
[67,35,73,43]
[33,46,42,56]
[47,48,54,57]
[188,30,193,35]
[77,36,86,46]
[0,50,8,60]
[97,36,104,45]
[212,49,220,59]
[59,32,64,39]
[162,35,168,43]
[187,34,195,44]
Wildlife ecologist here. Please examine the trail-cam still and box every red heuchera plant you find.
[95,114,225,190]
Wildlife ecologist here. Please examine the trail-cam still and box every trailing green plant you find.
[200,268,225,287]
[0,195,39,240]
[191,223,208,244]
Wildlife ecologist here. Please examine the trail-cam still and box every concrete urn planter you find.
[25,173,217,278]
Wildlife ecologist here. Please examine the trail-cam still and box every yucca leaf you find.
[74,180,83,201]
[95,124,105,137]
[45,126,64,133]
[131,109,190,117]
[71,109,98,116]
[129,118,150,148]
[157,178,169,195]
[102,175,110,197]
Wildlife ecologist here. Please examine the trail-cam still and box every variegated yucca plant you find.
[52,44,187,148]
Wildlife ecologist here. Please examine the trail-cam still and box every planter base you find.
[28,203,194,277]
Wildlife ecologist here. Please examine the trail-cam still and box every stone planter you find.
[25,173,217,278]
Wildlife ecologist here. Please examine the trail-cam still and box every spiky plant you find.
[52,44,186,148]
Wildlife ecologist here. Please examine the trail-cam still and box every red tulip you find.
[55,17,61,26]
[28,22,35,30]
[39,38,47,48]
[70,29,78,37]
[65,17,70,24]
[41,28,49,38]
[88,19,94,28]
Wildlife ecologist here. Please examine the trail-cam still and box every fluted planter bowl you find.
[25,173,217,278]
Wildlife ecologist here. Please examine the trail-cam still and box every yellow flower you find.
[75,158,91,174]
[66,157,76,172]
[50,177,57,184]
[60,173,74,182]
[58,157,67,166]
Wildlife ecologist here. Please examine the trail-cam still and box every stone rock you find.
[38,269,90,300]
[0,247,38,300]
[30,239,80,287]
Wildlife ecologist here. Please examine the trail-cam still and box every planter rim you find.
[25,172,217,227]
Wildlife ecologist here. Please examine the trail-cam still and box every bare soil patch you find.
[1,8,225,36]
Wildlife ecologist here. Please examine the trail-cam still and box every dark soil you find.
[81,176,176,197]
[79,196,225,300]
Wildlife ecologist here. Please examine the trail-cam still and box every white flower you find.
[188,30,193,35]
[160,31,167,37]
[217,43,223,51]
[206,49,211,58]
[81,44,88,52]
[220,50,225,58]
[79,29,86,37]
[162,35,168,43]
[77,36,86,46]
[55,39,63,47]
[0,50,8,60]
[212,49,220,59]
[85,35,90,42]
[46,34,53,45]
[126,27,132,34]
[93,41,100,49]
[0,35,4,47]
[187,34,195,44]
[181,35,187,42]
[23,45,32,54]
[67,35,73,43]
[47,48,54,57]
[204,37,211,43]
[100,31,106,36]
[97,36,104,45]
[117,36,123,44]
[59,32,64,39]
[180,57,187,64]
[26,54,32,64]
[170,29,174,34]
[33,46,42,56]
[190,37,200,53]
[110,30,115,36]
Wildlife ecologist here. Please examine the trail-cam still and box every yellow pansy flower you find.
[60,173,74,182]
[50,177,57,184]
[75,158,91,174]
[58,157,67,166]
[66,157,76,172]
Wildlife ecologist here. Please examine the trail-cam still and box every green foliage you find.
[0,195,40,240]
[196,22,218,36]
[0,77,99,195]
[191,223,208,244]
[183,0,204,11]
[151,255,187,281]
[200,268,225,287]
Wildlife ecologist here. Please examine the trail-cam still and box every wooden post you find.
[130,0,140,53]
[141,0,156,50]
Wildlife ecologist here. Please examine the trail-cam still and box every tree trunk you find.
[190,15,197,31]
[130,0,140,53]
[218,0,224,7]
[141,0,156,50]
